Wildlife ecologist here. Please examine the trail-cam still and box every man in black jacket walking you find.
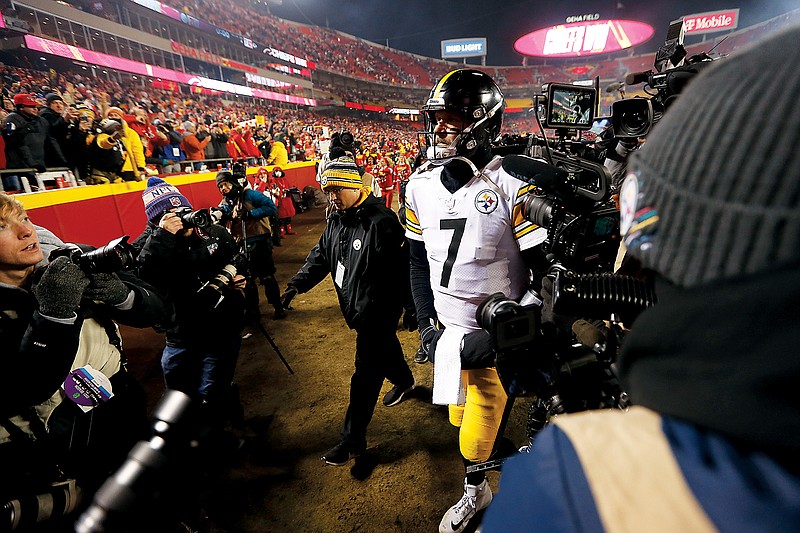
[281,156,416,466]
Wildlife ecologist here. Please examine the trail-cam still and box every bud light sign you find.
[441,38,487,59]
[683,9,739,35]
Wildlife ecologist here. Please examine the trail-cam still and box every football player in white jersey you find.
[404,69,547,533]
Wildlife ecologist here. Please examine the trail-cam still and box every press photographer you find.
[315,130,374,192]
[0,192,171,530]
[214,165,286,320]
[132,178,247,442]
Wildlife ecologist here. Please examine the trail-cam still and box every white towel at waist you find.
[432,328,466,406]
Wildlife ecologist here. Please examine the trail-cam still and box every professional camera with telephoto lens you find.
[49,235,136,273]
[74,391,199,533]
[197,253,248,308]
[173,206,214,229]
[611,18,718,138]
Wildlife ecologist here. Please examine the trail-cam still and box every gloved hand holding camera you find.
[84,272,132,306]
[33,256,91,319]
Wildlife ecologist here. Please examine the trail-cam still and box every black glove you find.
[34,164,46,173]
[419,318,442,361]
[401,307,418,331]
[84,272,132,306]
[281,285,298,310]
[460,330,495,369]
[33,256,91,318]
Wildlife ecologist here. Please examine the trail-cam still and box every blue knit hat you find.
[142,177,192,221]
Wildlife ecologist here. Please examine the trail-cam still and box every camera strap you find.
[471,156,509,201]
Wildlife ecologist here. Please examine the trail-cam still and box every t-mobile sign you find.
[683,9,739,35]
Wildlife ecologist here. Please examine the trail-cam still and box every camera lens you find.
[340,131,354,146]
[177,208,212,229]
[59,236,135,273]
[476,292,516,329]
[521,195,554,228]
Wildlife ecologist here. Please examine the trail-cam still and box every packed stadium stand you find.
[1,0,799,192]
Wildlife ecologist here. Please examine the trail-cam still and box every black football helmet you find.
[420,69,505,163]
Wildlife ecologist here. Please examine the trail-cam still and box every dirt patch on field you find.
[123,204,532,533]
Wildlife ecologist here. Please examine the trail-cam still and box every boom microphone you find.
[624,71,651,86]
[502,154,569,191]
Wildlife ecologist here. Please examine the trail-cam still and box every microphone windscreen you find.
[625,71,650,86]
[502,155,567,190]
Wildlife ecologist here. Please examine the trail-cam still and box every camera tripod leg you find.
[254,320,294,375]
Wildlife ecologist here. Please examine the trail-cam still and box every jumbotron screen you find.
[514,19,654,58]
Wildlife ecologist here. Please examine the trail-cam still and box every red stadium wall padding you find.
[17,163,319,247]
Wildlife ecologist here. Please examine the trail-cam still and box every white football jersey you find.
[405,157,546,331]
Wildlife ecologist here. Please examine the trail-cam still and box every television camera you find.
[611,18,719,138]
[329,130,359,154]
[470,86,656,471]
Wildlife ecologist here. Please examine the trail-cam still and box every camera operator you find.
[317,131,381,199]
[64,104,96,183]
[158,120,186,174]
[214,168,287,321]
[280,156,416,466]
[132,178,247,438]
[481,25,800,532]
[405,69,548,533]
[0,192,171,527]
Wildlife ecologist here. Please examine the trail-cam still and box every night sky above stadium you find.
[269,0,797,65]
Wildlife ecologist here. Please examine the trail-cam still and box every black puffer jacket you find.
[2,111,65,170]
[133,222,246,346]
[289,194,408,329]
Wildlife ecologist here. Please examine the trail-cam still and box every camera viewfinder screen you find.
[546,84,596,130]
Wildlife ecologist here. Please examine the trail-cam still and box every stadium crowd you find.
[1,59,424,192]
[3,0,800,531]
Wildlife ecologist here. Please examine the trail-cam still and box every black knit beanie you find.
[620,24,800,288]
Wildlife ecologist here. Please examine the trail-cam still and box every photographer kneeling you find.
[0,192,170,528]
[132,178,247,440]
